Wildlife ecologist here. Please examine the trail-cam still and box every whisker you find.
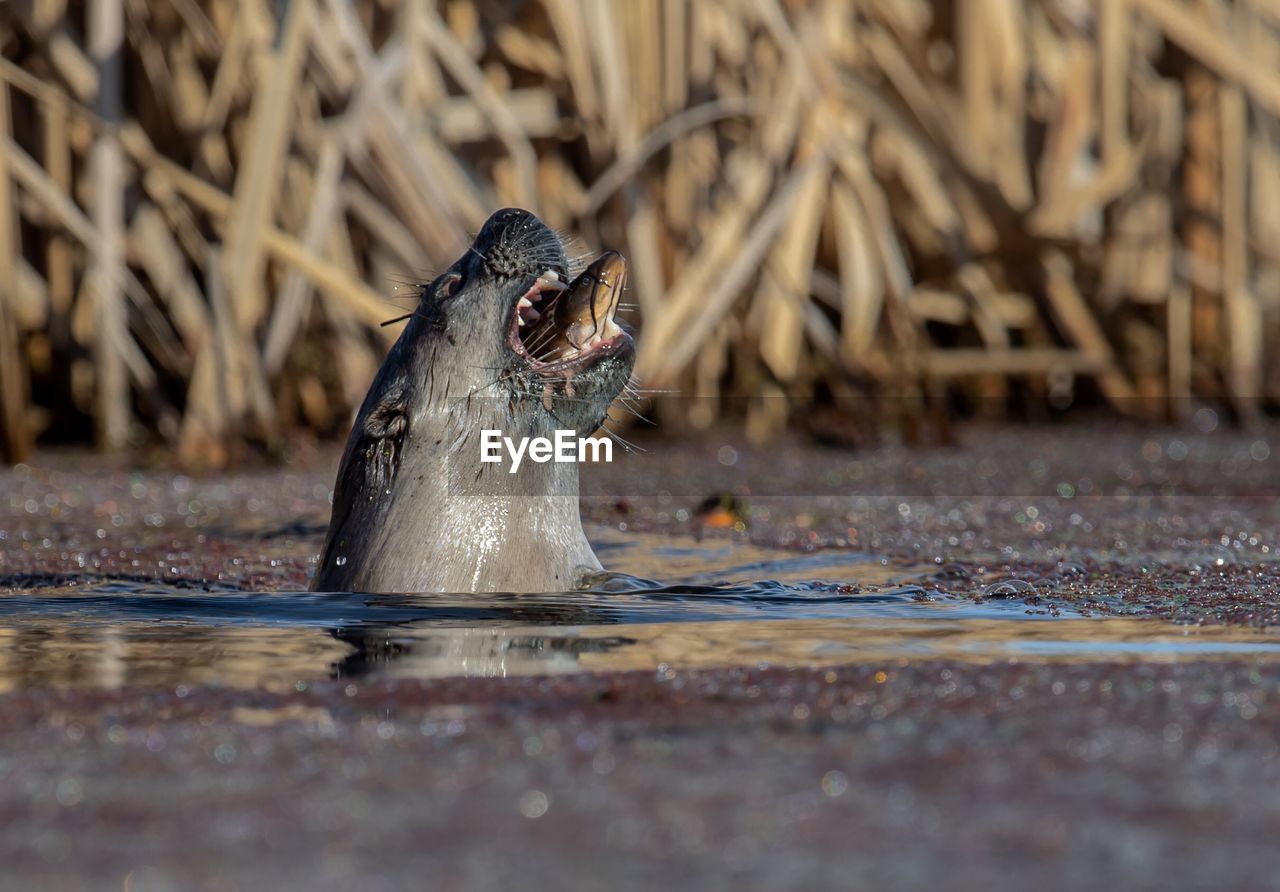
[525,327,565,360]
[385,271,435,287]
[597,422,646,454]
[447,373,509,412]
[611,400,656,426]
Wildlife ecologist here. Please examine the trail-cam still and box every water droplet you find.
[1193,407,1218,433]
[519,790,550,819]
[1189,543,1236,570]
[982,579,1037,599]
[55,778,83,806]
[1208,543,1237,567]
[821,770,848,798]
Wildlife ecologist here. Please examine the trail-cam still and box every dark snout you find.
[472,208,568,281]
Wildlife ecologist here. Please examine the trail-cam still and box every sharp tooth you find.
[518,297,533,310]
[537,270,568,292]
[517,315,526,327]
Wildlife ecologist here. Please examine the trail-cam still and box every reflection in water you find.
[328,617,1280,681]
[1,590,1279,689]
[1,534,1279,689]
[0,574,941,687]
[0,624,352,690]
[329,625,638,680]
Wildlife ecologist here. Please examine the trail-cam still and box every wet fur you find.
[311,209,635,593]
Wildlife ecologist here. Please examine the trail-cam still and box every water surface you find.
[2,533,1279,689]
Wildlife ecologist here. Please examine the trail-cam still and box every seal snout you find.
[472,207,568,281]
[467,206,632,378]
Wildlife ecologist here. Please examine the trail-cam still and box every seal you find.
[311,208,636,593]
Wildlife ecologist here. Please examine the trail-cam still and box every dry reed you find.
[1,0,1278,464]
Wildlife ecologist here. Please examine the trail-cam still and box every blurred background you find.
[0,0,1278,467]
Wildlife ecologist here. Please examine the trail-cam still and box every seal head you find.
[311,208,635,593]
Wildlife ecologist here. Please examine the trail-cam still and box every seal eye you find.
[435,272,463,301]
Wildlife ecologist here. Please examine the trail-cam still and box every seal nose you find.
[477,208,554,246]
[473,208,564,279]
[484,207,540,231]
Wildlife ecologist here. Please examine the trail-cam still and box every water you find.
[2,532,1280,689]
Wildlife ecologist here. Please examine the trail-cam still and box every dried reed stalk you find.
[0,0,1276,462]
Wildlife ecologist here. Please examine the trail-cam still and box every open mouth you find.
[508,251,631,372]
